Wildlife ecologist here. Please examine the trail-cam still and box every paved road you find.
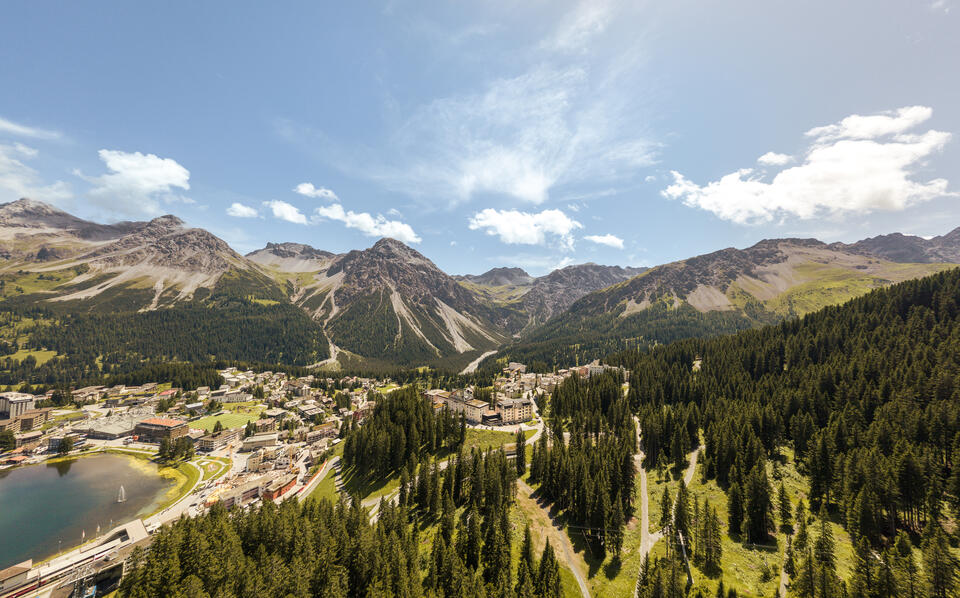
[298,456,339,502]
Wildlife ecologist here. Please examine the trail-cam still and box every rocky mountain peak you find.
[458,267,534,287]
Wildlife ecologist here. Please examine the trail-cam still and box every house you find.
[134,418,189,443]
[504,362,527,375]
[497,397,533,424]
[14,430,43,448]
[0,418,20,434]
[263,474,298,501]
[196,428,241,452]
[242,433,279,452]
[16,409,51,432]
[48,433,86,452]
[254,418,277,433]
[0,393,35,419]
[427,389,487,424]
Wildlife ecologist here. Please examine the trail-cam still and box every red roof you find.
[139,418,186,428]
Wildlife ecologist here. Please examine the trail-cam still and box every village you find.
[0,360,625,597]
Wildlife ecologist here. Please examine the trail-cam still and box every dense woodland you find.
[342,387,467,478]
[483,301,763,375]
[528,372,636,559]
[623,268,960,596]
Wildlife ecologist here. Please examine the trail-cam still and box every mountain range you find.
[1,198,958,370]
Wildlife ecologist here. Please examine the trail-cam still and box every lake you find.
[0,452,175,568]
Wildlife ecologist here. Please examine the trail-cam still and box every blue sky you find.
[1,1,957,275]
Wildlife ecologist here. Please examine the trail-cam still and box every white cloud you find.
[0,116,62,141]
[314,203,421,244]
[663,106,954,225]
[757,152,793,166]
[226,202,259,218]
[584,233,625,249]
[468,208,582,249]
[264,200,308,224]
[805,106,932,142]
[0,142,72,205]
[76,150,191,218]
[294,182,338,200]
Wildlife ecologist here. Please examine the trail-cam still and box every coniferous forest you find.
[114,268,960,597]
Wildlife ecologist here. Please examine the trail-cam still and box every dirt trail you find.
[517,478,591,598]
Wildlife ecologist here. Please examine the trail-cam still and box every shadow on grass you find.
[338,465,399,500]
[528,483,614,580]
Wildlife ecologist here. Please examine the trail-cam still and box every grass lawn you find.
[307,469,340,503]
[463,428,518,452]
[198,457,230,481]
[191,412,260,432]
[2,348,57,365]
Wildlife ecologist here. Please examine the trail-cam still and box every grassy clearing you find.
[2,348,57,365]
[307,469,340,503]
[463,428,518,452]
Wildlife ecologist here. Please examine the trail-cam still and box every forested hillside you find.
[625,267,960,596]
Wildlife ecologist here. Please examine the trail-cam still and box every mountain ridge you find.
[3,198,960,369]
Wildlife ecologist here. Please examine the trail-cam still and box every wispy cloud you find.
[0,116,62,141]
[284,0,656,209]
[0,142,72,205]
[663,106,954,225]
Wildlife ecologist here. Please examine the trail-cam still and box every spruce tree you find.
[515,428,527,476]
[777,481,792,533]
[727,482,743,538]
[922,523,958,598]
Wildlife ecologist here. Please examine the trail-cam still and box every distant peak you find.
[147,214,185,229]
[1,197,63,214]
[373,237,410,250]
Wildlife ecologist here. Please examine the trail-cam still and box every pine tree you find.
[783,536,795,578]
[794,500,809,551]
[674,480,691,544]
[813,506,838,598]
[659,486,674,533]
[727,482,743,538]
[610,493,625,558]
[922,523,958,598]
[777,481,792,533]
[850,536,874,598]
[515,428,527,476]
[536,540,562,598]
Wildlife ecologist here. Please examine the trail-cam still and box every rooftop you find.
[138,417,187,428]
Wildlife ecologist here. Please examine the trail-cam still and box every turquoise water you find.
[0,453,174,568]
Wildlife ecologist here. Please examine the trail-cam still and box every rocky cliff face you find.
[246,242,336,271]
[456,267,535,287]
[835,227,960,263]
